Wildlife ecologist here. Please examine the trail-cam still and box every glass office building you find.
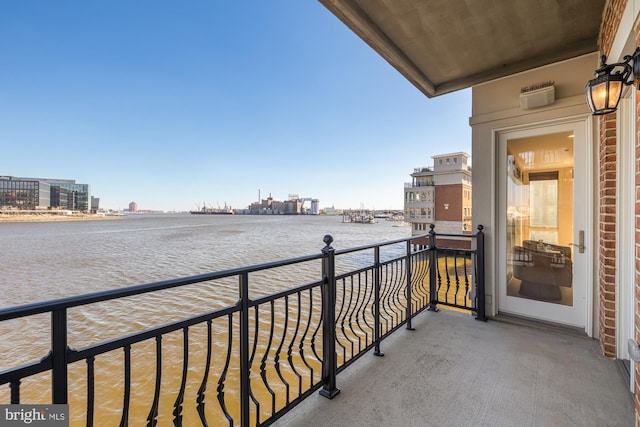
[0,177,50,209]
[51,186,70,209]
[48,181,91,212]
[0,176,91,212]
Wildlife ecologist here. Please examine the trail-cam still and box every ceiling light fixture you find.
[585,48,640,115]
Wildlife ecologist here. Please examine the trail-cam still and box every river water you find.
[0,214,410,425]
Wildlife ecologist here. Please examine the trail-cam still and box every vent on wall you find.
[519,84,555,110]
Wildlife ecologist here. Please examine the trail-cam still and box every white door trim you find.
[495,115,594,334]
[617,89,636,390]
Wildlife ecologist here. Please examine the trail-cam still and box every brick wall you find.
[434,184,463,221]
[600,0,638,424]
[600,0,627,54]
[598,0,628,358]
[599,113,618,358]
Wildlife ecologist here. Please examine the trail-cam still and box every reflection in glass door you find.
[506,132,574,306]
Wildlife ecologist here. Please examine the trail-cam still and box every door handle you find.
[569,230,585,254]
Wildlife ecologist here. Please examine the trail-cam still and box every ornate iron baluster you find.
[335,277,348,362]
[351,268,367,353]
[274,296,291,404]
[380,267,392,335]
[310,288,323,362]
[196,321,212,427]
[412,250,429,310]
[259,301,277,415]
[147,336,162,427]
[361,266,375,349]
[249,305,261,424]
[390,257,405,326]
[463,252,471,308]
[119,344,131,427]
[172,327,189,426]
[287,292,303,397]
[444,250,451,304]
[299,288,316,385]
[216,314,233,425]
[454,251,461,306]
[346,274,360,360]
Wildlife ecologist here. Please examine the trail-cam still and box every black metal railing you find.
[0,225,485,426]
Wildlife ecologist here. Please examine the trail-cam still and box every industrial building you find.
[244,194,319,215]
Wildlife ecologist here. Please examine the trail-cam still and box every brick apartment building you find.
[404,152,472,248]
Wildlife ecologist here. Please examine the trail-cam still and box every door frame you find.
[495,115,594,334]
[617,90,636,390]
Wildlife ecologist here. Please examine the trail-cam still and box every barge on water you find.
[190,203,234,215]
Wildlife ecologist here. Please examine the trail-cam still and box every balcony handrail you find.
[0,253,323,322]
[0,225,485,427]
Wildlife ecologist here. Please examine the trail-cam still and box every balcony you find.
[0,227,633,426]
[404,182,434,188]
[275,309,633,426]
[412,167,433,174]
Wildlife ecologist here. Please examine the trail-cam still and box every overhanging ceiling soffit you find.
[319,0,606,98]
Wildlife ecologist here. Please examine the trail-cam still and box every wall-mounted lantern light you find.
[585,47,640,115]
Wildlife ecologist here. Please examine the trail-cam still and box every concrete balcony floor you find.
[275,309,634,427]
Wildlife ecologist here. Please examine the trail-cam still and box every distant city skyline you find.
[0,2,471,212]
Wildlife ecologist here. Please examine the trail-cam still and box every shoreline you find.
[0,214,122,223]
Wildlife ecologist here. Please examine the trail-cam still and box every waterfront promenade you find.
[275,309,634,427]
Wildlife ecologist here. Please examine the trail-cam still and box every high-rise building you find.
[129,202,138,213]
[404,152,472,247]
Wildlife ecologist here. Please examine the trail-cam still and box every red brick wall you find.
[599,113,618,358]
[597,0,628,359]
[600,0,640,424]
[434,184,463,221]
[601,0,627,54]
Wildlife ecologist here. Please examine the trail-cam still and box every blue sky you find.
[1,1,471,212]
